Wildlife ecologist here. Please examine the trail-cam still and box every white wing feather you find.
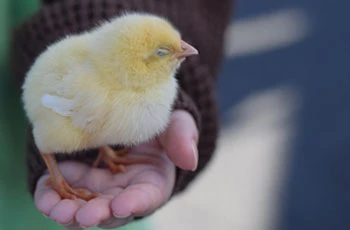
[41,94,75,116]
[41,93,106,132]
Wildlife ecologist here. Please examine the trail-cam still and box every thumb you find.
[158,110,199,171]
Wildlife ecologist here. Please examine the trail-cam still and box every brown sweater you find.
[12,0,233,197]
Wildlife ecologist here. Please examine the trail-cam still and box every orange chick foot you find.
[93,146,152,174]
[41,153,98,201]
[46,177,98,201]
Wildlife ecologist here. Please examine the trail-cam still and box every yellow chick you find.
[21,12,198,200]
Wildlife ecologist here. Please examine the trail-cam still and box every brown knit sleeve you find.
[12,0,233,196]
[172,56,220,194]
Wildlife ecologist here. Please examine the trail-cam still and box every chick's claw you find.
[41,154,99,201]
[45,178,97,200]
[45,176,99,200]
[50,177,99,201]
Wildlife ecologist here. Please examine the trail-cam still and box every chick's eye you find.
[156,48,169,57]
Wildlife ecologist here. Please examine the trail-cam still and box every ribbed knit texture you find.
[12,0,233,197]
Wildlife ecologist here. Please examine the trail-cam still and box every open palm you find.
[34,111,198,229]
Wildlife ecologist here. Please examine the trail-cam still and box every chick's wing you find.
[40,84,108,133]
[41,94,75,117]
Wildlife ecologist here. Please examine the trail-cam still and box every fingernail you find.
[42,213,49,218]
[191,141,198,171]
[113,212,130,219]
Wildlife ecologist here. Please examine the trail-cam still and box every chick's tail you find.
[93,146,153,173]
[42,154,98,201]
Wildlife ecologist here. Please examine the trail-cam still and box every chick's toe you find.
[42,154,99,201]
[93,146,153,174]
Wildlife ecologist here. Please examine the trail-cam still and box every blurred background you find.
[1,0,349,230]
[152,0,350,230]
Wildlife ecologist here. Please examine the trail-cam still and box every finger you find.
[49,199,84,226]
[158,110,199,171]
[75,195,112,228]
[34,175,61,216]
[111,183,165,218]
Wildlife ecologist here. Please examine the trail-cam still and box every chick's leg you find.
[42,153,98,201]
[93,146,151,174]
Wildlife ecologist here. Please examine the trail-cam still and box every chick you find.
[22,13,198,200]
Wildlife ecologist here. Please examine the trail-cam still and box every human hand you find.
[34,110,198,229]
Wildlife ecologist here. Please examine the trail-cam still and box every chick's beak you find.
[176,40,199,60]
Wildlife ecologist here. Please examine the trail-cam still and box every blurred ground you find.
[152,0,350,229]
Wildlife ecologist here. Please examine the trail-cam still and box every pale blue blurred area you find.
[218,0,350,229]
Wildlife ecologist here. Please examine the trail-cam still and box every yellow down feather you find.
[22,13,187,154]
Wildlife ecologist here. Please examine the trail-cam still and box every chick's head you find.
[93,13,198,88]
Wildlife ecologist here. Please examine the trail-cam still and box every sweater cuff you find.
[172,88,201,132]
[170,56,220,196]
